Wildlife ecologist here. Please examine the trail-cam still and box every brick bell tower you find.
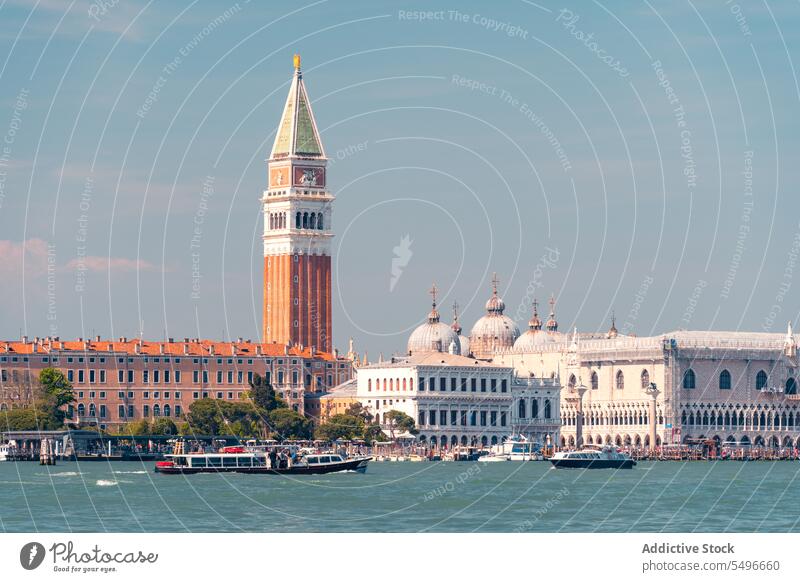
[262,55,333,353]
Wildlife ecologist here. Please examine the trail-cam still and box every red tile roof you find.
[1,338,338,360]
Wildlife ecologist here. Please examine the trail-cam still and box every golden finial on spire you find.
[491,272,499,295]
[293,54,301,70]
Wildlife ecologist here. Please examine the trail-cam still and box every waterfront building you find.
[304,378,358,423]
[0,337,352,431]
[492,307,800,449]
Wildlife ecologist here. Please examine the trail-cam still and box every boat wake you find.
[114,470,147,475]
[96,479,118,487]
[48,471,82,477]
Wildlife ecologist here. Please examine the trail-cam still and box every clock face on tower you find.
[269,167,289,188]
[293,166,325,188]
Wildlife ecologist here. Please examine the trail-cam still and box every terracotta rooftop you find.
[0,337,338,360]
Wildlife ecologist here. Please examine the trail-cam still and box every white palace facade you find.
[491,298,800,450]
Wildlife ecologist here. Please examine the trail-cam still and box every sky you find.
[0,0,799,357]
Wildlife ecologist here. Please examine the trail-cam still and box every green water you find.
[1,460,798,532]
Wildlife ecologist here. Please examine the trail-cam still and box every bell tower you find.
[262,55,333,353]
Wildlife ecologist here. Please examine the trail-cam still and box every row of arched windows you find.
[682,408,799,430]
[268,212,287,230]
[295,211,324,230]
[682,368,798,394]
[517,398,552,419]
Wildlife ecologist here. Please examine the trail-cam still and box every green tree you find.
[0,406,64,431]
[151,417,178,435]
[38,367,75,407]
[248,373,286,412]
[345,402,374,423]
[316,413,365,441]
[118,419,151,435]
[363,423,387,443]
[384,410,418,437]
[185,399,225,435]
[268,408,312,441]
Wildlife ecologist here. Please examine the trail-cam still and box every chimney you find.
[183,343,189,355]
[168,337,174,343]
[209,344,215,355]
[22,335,28,344]
[32,342,38,353]
[310,345,316,356]
[83,339,90,351]
[95,335,101,342]
[230,344,236,356]
[183,337,189,343]
[159,344,165,355]
[256,345,262,356]
[134,342,141,355]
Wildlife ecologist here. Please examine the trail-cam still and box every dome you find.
[513,298,559,351]
[469,275,520,359]
[407,285,461,356]
[514,329,561,351]
[407,321,461,355]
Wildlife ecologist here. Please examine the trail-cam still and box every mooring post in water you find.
[39,438,56,465]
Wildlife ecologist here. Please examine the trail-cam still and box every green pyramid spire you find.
[270,55,325,159]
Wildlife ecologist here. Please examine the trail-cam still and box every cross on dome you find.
[427,283,440,323]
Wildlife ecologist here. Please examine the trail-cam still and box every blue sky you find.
[0,0,799,356]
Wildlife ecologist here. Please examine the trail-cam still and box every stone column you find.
[575,385,588,448]
[644,382,660,450]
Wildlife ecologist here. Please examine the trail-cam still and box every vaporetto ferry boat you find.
[154,445,370,475]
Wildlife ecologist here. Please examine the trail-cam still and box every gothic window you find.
[544,399,551,419]
[310,213,316,229]
[303,212,308,228]
[317,214,323,229]
[786,377,797,395]
[568,374,576,389]
[756,370,768,390]
[296,212,301,229]
[719,370,731,390]
[641,369,650,388]
[518,399,526,419]
[616,370,624,390]
[590,371,598,390]
[532,399,539,418]
[683,368,696,389]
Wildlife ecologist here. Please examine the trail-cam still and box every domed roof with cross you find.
[407,284,461,356]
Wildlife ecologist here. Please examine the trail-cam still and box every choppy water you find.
[2,460,799,532]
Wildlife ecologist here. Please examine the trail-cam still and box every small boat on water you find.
[0,442,17,461]
[154,445,370,475]
[550,445,636,469]
[478,435,543,462]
